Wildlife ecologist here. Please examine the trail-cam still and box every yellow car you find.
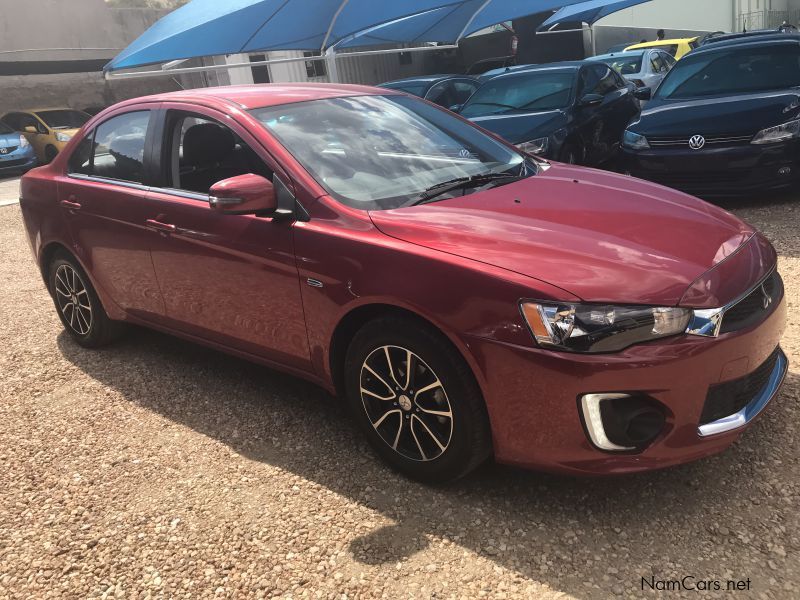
[624,37,700,60]
[0,108,91,164]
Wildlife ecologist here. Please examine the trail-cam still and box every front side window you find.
[36,110,90,130]
[656,44,800,100]
[69,111,150,183]
[166,114,274,195]
[252,95,526,210]
[461,71,576,117]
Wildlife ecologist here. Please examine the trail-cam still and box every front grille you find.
[0,146,19,154]
[644,171,748,186]
[648,134,754,148]
[700,348,781,425]
[0,158,27,168]
[719,271,783,334]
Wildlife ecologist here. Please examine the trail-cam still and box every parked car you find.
[622,34,800,197]
[378,75,479,108]
[476,63,538,84]
[701,26,798,46]
[625,37,699,59]
[20,85,786,481]
[0,120,37,177]
[1,108,91,164]
[588,49,675,90]
[456,61,643,165]
[465,55,516,76]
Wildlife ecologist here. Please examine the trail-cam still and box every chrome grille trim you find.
[686,269,779,338]
[648,134,754,148]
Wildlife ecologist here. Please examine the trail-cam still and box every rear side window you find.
[69,111,151,184]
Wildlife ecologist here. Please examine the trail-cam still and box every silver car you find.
[588,49,675,93]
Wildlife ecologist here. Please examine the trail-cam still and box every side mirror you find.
[209,173,277,216]
[449,104,463,113]
[578,93,604,108]
[24,125,38,134]
[635,87,652,100]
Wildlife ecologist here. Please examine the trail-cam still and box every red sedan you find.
[19,85,787,481]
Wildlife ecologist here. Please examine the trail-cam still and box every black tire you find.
[45,146,58,164]
[48,252,124,348]
[344,316,492,483]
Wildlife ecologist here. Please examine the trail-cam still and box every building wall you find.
[600,0,739,32]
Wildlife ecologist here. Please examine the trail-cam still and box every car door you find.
[57,107,167,320]
[142,105,311,370]
[576,65,625,164]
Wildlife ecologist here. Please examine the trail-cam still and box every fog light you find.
[778,166,792,176]
[580,394,665,452]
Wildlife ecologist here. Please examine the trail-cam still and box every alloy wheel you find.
[54,264,93,335]
[359,345,453,461]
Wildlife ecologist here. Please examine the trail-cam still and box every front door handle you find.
[145,219,176,233]
[60,198,82,211]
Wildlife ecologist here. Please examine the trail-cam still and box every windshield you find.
[252,95,526,210]
[36,110,90,130]
[657,44,800,99]
[596,55,643,75]
[0,122,13,135]
[460,71,575,117]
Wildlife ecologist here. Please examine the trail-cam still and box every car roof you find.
[689,33,800,55]
[492,61,583,81]
[589,50,647,60]
[110,83,391,112]
[626,37,697,49]
[380,74,469,87]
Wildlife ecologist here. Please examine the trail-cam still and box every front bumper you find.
[0,149,37,174]
[468,293,787,475]
[622,140,800,197]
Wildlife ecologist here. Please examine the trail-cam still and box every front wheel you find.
[344,317,492,482]
[48,253,124,348]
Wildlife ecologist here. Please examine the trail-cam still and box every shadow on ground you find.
[57,326,798,598]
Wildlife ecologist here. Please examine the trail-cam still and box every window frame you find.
[66,108,156,187]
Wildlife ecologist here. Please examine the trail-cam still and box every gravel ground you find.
[0,193,798,600]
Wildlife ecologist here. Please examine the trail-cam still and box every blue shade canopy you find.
[107,0,595,71]
[539,0,652,30]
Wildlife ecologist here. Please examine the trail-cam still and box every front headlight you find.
[751,119,800,144]
[55,132,72,143]
[516,137,549,155]
[520,301,692,353]
[622,129,650,150]
[18,135,30,148]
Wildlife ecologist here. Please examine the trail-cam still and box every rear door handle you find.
[145,219,176,233]
[60,198,82,211]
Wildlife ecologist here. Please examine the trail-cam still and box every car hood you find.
[467,110,569,145]
[369,164,757,307]
[0,132,22,147]
[630,90,800,136]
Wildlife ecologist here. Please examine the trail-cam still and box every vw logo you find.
[761,284,773,310]
[459,148,471,158]
[0,148,7,155]
[688,135,706,150]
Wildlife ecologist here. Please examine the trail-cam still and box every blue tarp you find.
[107,0,599,71]
[539,0,652,30]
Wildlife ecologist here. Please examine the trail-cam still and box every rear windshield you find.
[657,44,800,99]
[380,82,428,97]
[36,110,90,130]
[461,71,576,117]
[596,55,643,75]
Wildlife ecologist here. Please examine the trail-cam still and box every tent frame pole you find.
[105,44,457,80]
[325,46,339,83]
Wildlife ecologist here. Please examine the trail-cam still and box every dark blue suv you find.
[622,34,800,197]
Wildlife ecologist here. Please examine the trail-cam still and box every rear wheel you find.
[344,317,492,482]
[48,252,124,348]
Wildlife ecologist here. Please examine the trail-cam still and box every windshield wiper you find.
[407,173,526,206]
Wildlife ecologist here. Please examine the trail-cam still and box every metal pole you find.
[325,46,339,83]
